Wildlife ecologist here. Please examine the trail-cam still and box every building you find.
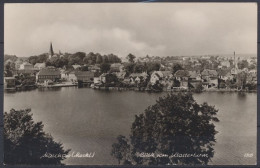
[130,72,148,84]
[110,63,124,72]
[150,71,172,85]
[48,42,59,59]
[72,65,81,70]
[61,70,77,82]
[4,77,16,88]
[36,67,61,83]
[19,62,34,70]
[75,71,94,83]
[34,63,46,70]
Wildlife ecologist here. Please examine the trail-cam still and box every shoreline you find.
[4,84,257,93]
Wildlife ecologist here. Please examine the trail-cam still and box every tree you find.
[146,62,161,73]
[237,60,249,70]
[127,53,136,63]
[96,54,103,64]
[103,55,109,63]
[4,109,70,165]
[111,93,219,165]
[124,63,135,75]
[194,82,203,93]
[236,72,247,90]
[172,64,183,75]
[100,63,111,73]
[134,64,145,73]
[111,135,130,164]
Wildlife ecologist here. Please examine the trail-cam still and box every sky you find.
[4,3,257,57]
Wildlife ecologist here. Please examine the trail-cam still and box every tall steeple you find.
[49,42,54,57]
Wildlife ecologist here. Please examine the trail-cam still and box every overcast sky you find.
[4,3,257,57]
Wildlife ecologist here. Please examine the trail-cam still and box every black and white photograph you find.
[3,2,257,166]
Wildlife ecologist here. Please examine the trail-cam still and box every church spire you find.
[49,42,54,57]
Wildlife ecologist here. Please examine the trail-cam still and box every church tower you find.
[49,42,54,59]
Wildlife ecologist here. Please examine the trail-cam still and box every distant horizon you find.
[4,51,257,58]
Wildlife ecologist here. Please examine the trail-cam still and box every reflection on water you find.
[4,88,256,165]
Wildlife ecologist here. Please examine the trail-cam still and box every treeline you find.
[28,52,122,69]
[123,62,161,74]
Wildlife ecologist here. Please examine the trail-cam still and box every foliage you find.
[134,64,146,73]
[146,62,161,73]
[28,52,121,69]
[111,135,131,164]
[4,62,15,77]
[124,63,136,75]
[127,53,136,63]
[100,63,111,73]
[245,82,257,91]
[111,93,219,165]
[104,73,118,86]
[236,72,247,90]
[4,109,70,165]
[28,54,48,65]
[194,82,203,93]
[172,64,183,75]
[237,60,249,70]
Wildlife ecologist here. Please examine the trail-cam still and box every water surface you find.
[4,87,256,165]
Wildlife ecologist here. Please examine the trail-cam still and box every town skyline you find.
[4,3,257,57]
[4,41,257,59]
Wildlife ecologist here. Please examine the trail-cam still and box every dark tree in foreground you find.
[4,109,70,165]
[111,135,131,164]
[111,92,219,165]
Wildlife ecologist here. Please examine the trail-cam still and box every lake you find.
[4,87,257,165]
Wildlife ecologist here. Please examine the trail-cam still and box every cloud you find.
[4,3,257,57]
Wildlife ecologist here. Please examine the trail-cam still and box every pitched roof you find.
[34,63,46,68]
[174,70,190,77]
[161,71,172,77]
[75,71,94,77]
[188,71,199,78]
[21,62,33,66]
[130,72,148,78]
[218,69,230,76]
[38,68,60,76]
[201,69,218,77]
[72,65,81,69]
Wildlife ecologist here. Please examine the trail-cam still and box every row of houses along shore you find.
[4,43,257,92]
[4,57,257,92]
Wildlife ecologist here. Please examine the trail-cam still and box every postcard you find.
[3,2,257,166]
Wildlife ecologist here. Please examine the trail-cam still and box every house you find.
[19,62,34,70]
[114,72,126,80]
[15,59,23,70]
[220,60,231,68]
[201,69,218,89]
[188,71,201,81]
[16,69,36,77]
[36,67,61,83]
[247,73,257,84]
[4,77,16,88]
[110,63,124,72]
[94,77,102,85]
[88,65,100,73]
[218,69,233,81]
[34,63,46,70]
[174,70,190,81]
[72,64,81,70]
[130,72,148,84]
[201,69,218,80]
[61,70,77,82]
[150,71,172,85]
[174,70,190,88]
[75,71,94,83]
